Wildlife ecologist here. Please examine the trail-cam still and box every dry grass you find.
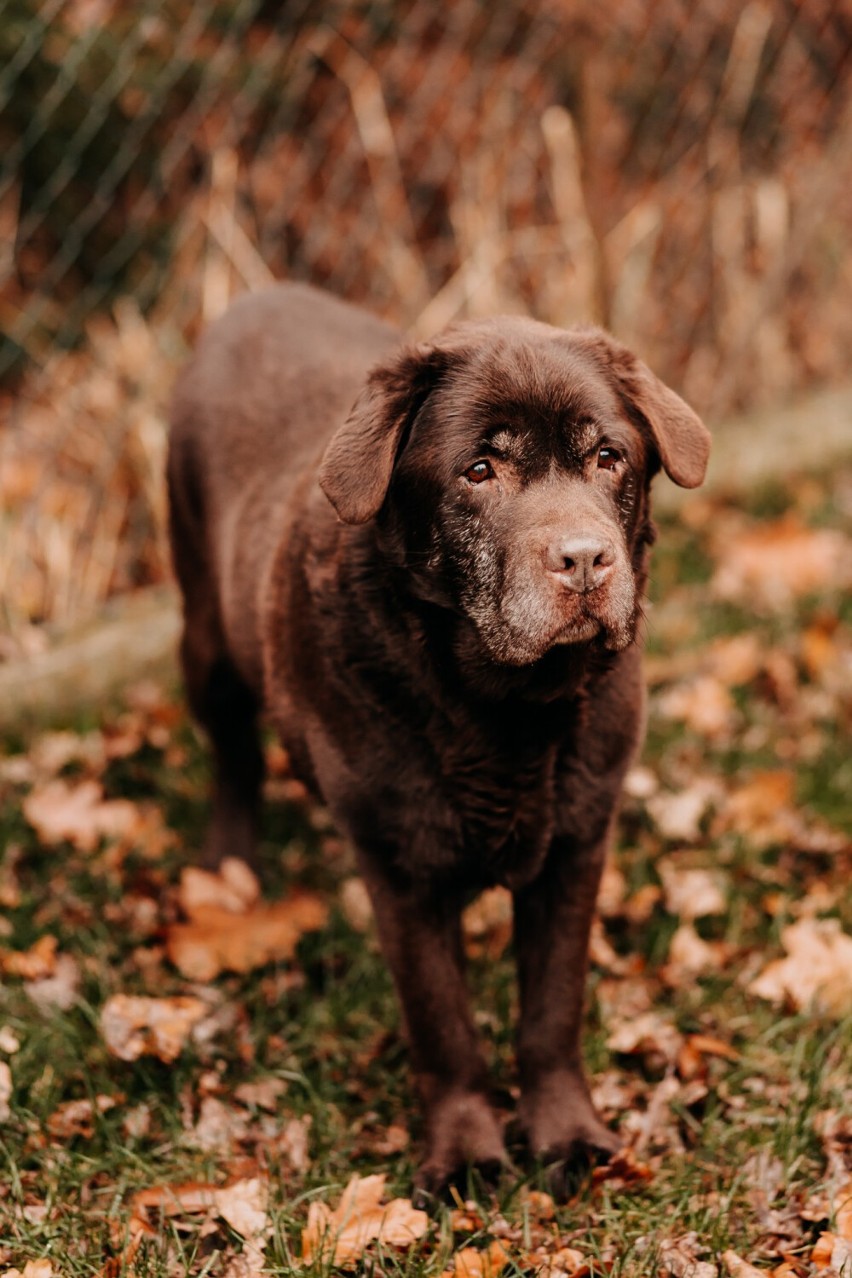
[3,0,852,646]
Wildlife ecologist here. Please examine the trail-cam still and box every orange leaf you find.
[302,1173,429,1266]
[811,1232,837,1269]
[449,1241,509,1278]
[711,518,852,609]
[462,887,513,960]
[591,1147,653,1186]
[101,994,210,1063]
[0,934,58,980]
[723,1250,767,1278]
[833,1179,852,1241]
[166,890,328,981]
[177,858,260,918]
[47,1094,118,1139]
[749,919,852,1016]
[23,778,140,851]
[688,1034,740,1062]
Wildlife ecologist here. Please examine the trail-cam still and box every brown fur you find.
[168,282,710,1196]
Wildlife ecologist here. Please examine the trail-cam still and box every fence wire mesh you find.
[2,0,852,648]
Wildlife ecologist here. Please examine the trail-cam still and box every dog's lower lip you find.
[553,617,601,644]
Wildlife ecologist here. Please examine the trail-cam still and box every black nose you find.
[545,537,615,592]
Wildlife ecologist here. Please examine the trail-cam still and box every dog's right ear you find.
[319,341,453,524]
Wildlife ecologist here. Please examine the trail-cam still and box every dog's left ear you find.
[319,341,454,523]
[574,328,711,488]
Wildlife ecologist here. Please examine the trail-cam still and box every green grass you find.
[2,466,852,1274]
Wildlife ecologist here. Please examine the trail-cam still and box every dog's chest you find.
[440,734,560,888]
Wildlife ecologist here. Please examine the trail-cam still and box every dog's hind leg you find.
[182,632,265,870]
[169,461,265,870]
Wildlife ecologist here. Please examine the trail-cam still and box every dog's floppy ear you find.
[319,341,453,524]
[574,328,711,489]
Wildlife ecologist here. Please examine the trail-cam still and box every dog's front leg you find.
[513,835,620,1189]
[358,855,506,1198]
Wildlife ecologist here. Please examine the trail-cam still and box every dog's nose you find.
[545,537,615,592]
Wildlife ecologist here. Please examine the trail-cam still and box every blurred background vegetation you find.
[1,0,851,651]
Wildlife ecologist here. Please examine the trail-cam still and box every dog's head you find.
[320,317,710,666]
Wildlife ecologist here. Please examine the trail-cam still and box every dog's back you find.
[168,284,400,691]
[170,282,399,539]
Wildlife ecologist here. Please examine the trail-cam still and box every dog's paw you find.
[412,1090,506,1207]
[517,1070,621,1197]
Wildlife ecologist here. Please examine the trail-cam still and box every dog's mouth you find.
[552,614,602,645]
[507,592,636,664]
[460,558,637,667]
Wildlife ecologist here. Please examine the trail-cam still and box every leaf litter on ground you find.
[2,469,852,1273]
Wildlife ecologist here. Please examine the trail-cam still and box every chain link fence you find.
[2,0,852,649]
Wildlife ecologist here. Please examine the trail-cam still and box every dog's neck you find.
[395,588,627,711]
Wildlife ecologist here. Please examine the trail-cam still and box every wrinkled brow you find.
[487,426,531,457]
[565,417,600,455]
[486,414,611,466]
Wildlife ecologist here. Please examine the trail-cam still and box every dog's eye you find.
[465,460,495,484]
[597,446,621,470]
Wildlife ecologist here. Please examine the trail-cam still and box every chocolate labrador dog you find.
[168,283,709,1195]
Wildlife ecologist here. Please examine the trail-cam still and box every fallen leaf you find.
[597,859,627,918]
[708,632,764,686]
[131,1175,270,1265]
[0,1026,21,1054]
[592,1070,644,1117]
[810,1233,836,1269]
[166,891,328,981]
[624,882,662,924]
[23,778,139,851]
[302,1173,429,1266]
[178,859,260,917]
[463,886,513,959]
[449,1205,484,1233]
[0,935,58,980]
[624,765,659,799]
[340,877,374,933]
[676,1038,706,1081]
[688,1034,739,1062]
[591,1147,654,1186]
[24,953,81,1011]
[658,861,727,920]
[770,1262,800,1278]
[662,923,727,985]
[539,1247,588,1277]
[47,1094,118,1139]
[589,918,629,973]
[716,771,796,847]
[810,1232,852,1271]
[521,1189,555,1221]
[1,1263,55,1278]
[658,1238,718,1278]
[832,1179,852,1241]
[0,1060,11,1122]
[101,994,210,1062]
[212,1176,271,1255]
[749,919,852,1016]
[234,1077,288,1111]
[711,518,852,610]
[123,1103,152,1140]
[647,782,718,842]
[448,1241,509,1278]
[607,1010,683,1062]
[723,1250,767,1278]
[27,730,105,779]
[657,675,736,738]
[183,1095,249,1152]
[278,1114,312,1173]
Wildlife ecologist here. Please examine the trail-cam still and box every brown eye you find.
[465,460,494,484]
[597,446,621,470]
